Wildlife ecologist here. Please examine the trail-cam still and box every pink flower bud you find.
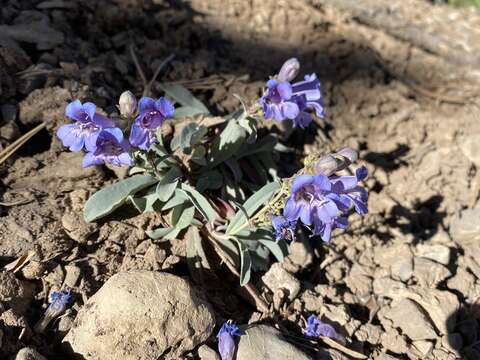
[277,58,300,82]
[118,91,137,118]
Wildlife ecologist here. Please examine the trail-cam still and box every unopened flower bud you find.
[314,154,339,176]
[277,58,300,82]
[336,147,358,164]
[118,91,137,118]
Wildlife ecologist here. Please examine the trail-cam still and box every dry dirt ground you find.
[1,0,480,359]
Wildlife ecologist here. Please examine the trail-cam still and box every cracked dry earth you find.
[1,0,480,359]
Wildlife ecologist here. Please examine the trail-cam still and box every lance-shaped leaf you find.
[180,183,217,222]
[226,181,281,235]
[185,226,210,283]
[208,120,247,168]
[180,123,207,154]
[160,189,188,210]
[233,239,252,286]
[196,170,223,192]
[258,239,289,263]
[84,175,158,222]
[156,166,182,202]
[157,83,209,115]
[128,189,159,213]
[172,204,195,230]
[147,226,180,240]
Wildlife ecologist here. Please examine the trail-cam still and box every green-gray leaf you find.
[156,167,182,202]
[235,239,252,286]
[147,226,180,240]
[160,189,188,210]
[174,106,207,119]
[180,183,217,222]
[84,175,158,222]
[208,120,246,168]
[172,204,195,230]
[226,181,281,235]
[157,83,209,115]
[196,170,223,192]
[258,239,289,263]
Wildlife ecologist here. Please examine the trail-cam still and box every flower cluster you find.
[274,163,368,243]
[57,94,174,168]
[305,315,342,341]
[217,321,244,360]
[259,58,325,128]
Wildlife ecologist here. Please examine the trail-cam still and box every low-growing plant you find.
[57,58,368,290]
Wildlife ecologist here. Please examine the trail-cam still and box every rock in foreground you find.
[63,271,215,360]
[236,324,312,360]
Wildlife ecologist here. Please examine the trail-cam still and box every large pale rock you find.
[415,243,451,265]
[63,271,215,360]
[449,206,480,245]
[236,325,312,360]
[15,348,47,360]
[384,299,437,340]
[261,263,301,301]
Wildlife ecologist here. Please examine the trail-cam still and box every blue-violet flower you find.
[83,128,132,167]
[129,96,174,150]
[57,100,115,152]
[305,315,342,341]
[217,321,244,360]
[272,215,297,242]
[283,167,368,242]
[259,59,325,128]
[34,289,72,333]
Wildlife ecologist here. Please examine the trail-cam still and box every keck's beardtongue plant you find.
[56,58,368,285]
[57,59,368,342]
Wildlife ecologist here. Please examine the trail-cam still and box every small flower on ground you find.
[217,321,244,360]
[305,315,342,341]
[129,96,174,150]
[57,100,116,152]
[34,289,72,333]
[272,215,297,242]
[83,128,133,167]
[259,59,325,128]
[118,90,138,118]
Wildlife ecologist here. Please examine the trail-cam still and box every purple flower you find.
[272,215,297,242]
[283,174,336,226]
[83,128,133,167]
[259,59,325,128]
[217,321,244,360]
[34,289,72,333]
[283,169,368,243]
[329,165,369,216]
[129,96,174,150]
[305,315,342,341]
[57,100,116,152]
[291,74,325,119]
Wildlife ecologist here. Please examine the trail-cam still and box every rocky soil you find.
[1,0,480,359]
